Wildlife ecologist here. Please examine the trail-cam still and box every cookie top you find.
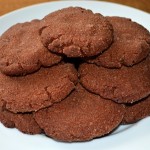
[0,19,62,76]
[0,100,42,134]
[79,56,150,103]
[87,17,150,68]
[0,63,77,113]
[122,96,150,124]
[40,7,113,57]
[34,84,124,142]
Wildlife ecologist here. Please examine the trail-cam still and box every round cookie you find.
[34,84,125,142]
[0,63,77,113]
[40,7,113,57]
[0,19,62,76]
[87,17,150,68]
[79,56,150,103]
[0,100,42,134]
[122,96,150,124]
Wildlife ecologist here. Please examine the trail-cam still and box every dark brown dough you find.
[0,100,42,134]
[122,96,150,124]
[40,7,113,57]
[79,56,150,103]
[34,84,125,142]
[87,17,150,68]
[0,20,62,76]
[0,63,78,113]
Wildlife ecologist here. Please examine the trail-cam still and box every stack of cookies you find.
[0,7,150,142]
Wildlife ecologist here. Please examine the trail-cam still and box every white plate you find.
[0,1,150,150]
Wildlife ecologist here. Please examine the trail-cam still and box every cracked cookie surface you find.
[0,19,62,76]
[79,56,150,103]
[40,7,113,57]
[87,17,150,68]
[0,63,78,113]
[34,84,125,142]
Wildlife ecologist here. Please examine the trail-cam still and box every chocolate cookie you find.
[34,84,125,142]
[0,100,42,134]
[40,7,113,57]
[0,63,77,113]
[0,19,62,76]
[79,56,150,103]
[122,96,150,124]
[87,17,150,68]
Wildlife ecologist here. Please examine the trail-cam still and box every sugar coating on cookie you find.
[0,100,42,134]
[87,17,150,68]
[122,96,150,124]
[0,63,78,113]
[0,20,62,76]
[34,84,125,142]
[40,7,113,57]
[79,56,150,103]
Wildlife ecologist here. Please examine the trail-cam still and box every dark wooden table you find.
[0,0,150,16]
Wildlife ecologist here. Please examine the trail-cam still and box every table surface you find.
[0,0,150,16]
